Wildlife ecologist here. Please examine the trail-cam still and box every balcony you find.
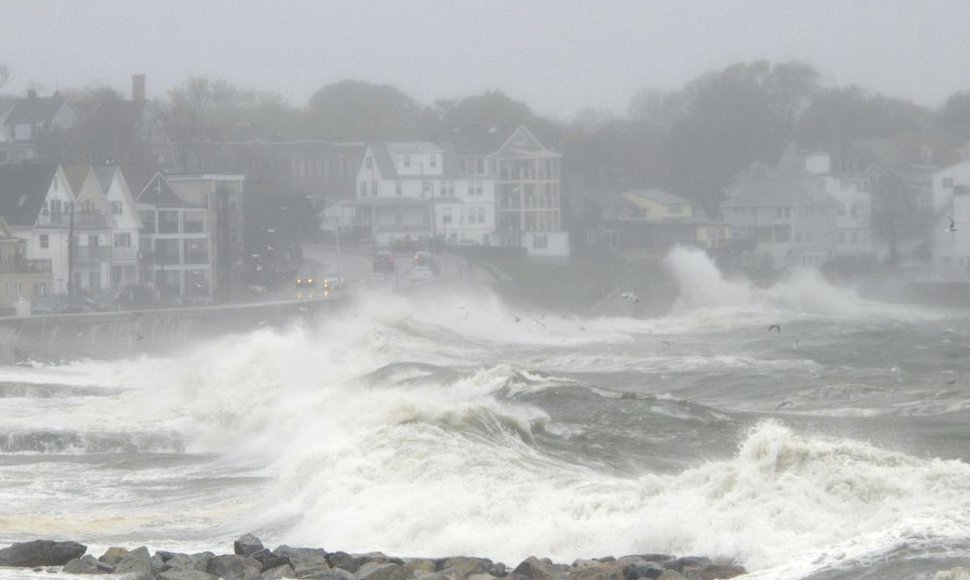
[73,246,112,264]
[0,258,52,275]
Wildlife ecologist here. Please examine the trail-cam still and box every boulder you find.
[114,547,153,580]
[566,561,622,580]
[621,562,665,580]
[206,554,262,580]
[655,572,686,580]
[0,540,87,567]
[356,562,410,580]
[439,557,494,577]
[272,546,331,577]
[696,564,746,580]
[166,552,215,572]
[326,551,357,573]
[235,534,266,558]
[402,558,437,576]
[669,558,709,574]
[158,570,220,580]
[63,555,114,574]
[331,568,356,580]
[513,556,562,580]
[151,553,168,576]
[253,549,291,572]
[98,547,129,566]
[261,564,297,580]
[417,572,463,580]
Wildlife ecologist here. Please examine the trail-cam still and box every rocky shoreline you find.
[0,536,746,580]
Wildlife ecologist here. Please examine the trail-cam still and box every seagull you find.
[947,216,957,232]
[532,318,546,329]
[776,401,793,410]
[620,291,640,303]
[768,324,781,333]
[134,332,146,341]
[512,315,521,323]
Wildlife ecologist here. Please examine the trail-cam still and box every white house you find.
[931,160,970,279]
[64,165,114,295]
[352,142,496,246]
[94,166,142,288]
[0,164,75,295]
[803,153,875,256]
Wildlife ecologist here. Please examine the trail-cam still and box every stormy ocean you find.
[2,247,969,580]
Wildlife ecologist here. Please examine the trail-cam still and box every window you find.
[430,155,438,168]
[403,155,411,168]
[359,181,367,197]
[140,211,156,233]
[183,210,205,233]
[422,181,432,196]
[366,156,373,169]
[443,207,452,225]
[371,181,378,196]
[114,233,132,248]
[110,201,123,215]
[39,234,49,249]
[158,210,179,233]
[183,239,208,264]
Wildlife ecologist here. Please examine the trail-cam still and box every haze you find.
[3,0,969,116]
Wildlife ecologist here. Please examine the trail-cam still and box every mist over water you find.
[1,249,969,579]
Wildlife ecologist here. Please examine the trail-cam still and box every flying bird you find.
[134,332,146,341]
[947,216,957,232]
[768,324,781,333]
[512,315,521,323]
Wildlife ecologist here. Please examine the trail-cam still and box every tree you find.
[939,92,970,144]
[305,80,420,141]
[0,64,10,89]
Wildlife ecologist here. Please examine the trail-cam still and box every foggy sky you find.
[2,0,968,118]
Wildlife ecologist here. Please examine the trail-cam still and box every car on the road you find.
[322,273,345,292]
[295,275,317,299]
[407,265,434,282]
[413,250,439,274]
[373,250,395,273]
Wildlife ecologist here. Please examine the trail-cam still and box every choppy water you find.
[2,247,970,580]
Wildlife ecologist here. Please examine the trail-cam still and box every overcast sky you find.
[2,0,968,118]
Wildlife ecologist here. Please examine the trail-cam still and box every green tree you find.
[305,80,420,141]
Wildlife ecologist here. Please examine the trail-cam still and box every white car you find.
[407,265,434,282]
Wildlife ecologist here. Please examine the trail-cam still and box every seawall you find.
[0,296,350,362]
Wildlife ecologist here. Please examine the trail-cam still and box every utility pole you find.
[67,201,75,299]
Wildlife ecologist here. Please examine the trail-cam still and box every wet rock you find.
[157,551,179,562]
[468,574,497,580]
[326,551,357,573]
[935,568,970,580]
[235,534,266,558]
[620,561,665,580]
[417,571,464,580]
[566,561,622,580]
[63,555,114,574]
[158,570,220,580]
[513,556,562,580]
[151,553,168,575]
[114,547,153,580]
[357,552,405,567]
[356,562,410,580]
[655,572,686,580]
[253,549,291,572]
[261,564,297,580]
[402,558,436,576]
[98,547,129,566]
[0,540,87,567]
[273,546,331,577]
[166,552,215,572]
[439,557,494,577]
[669,558,709,574]
[696,564,746,580]
[331,568,356,580]
[206,554,262,580]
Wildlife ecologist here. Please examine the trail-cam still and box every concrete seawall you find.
[0,296,351,362]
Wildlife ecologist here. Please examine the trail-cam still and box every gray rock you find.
[98,547,129,566]
[206,554,262,580]
[417,572,463,580]
[566,561,622,580]
[158,569,220,580]
[235,534,266,558]
[621,562,665,580]
[656,572,686,580]
[936,568,970,580]
[252,549,291,572]
[468,574,497,580]
[439,557,494,577]
[326,551,357,573]
[166,552,215,572]
[151,553,168,575]
[0,540,87,567]
[356,562,410,580]
[63,555,114,574]
[261,564,297,580]
[513,557,562,580]
[402,558,436,576]
[114,547,153,580]
[272,546,331,577]
[695,564,746,580]
[669,558,709,574]
[331,568,355,580]
[156,551,180,562]
[356,552,405,567]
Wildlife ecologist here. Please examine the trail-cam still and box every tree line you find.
[9,60,970,214]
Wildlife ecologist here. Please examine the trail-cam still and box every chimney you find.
[132,74,146,101]
[27,88,37,100]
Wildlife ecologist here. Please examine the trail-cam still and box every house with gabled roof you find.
[0,163,74,295]
[136,173,212,301]
[94,165,142,288]
[722,148,840,269]
[63,165,115,295]
[350,141,496,247]
[0,90,77,164]
[442,124,568,261]
[0,216,52,312]
[599,189,729,254]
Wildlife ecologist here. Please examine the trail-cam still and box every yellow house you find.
[622,189,694,220]
[0,217,53,309]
